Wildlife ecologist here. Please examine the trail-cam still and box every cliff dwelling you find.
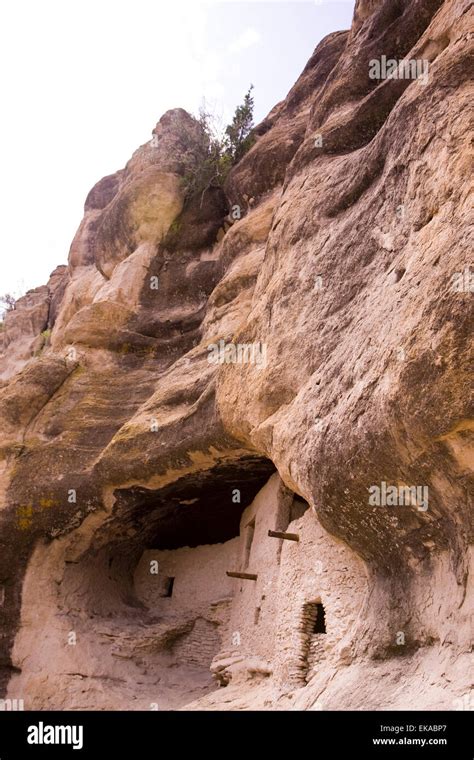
[3,460,368,710]
[0,0,472,717]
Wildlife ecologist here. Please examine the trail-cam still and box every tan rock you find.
[0,0,472,712]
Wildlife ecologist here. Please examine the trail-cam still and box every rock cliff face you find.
[0,0,472,711]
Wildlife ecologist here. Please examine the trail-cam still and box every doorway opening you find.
[299,599,327,682]
[313,602,326,634]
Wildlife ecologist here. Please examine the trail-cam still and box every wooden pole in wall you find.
[226,571,258,581]
[268,529,299,541]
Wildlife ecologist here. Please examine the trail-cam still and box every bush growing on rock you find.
[0,293,16,314]
[181,86,255,203]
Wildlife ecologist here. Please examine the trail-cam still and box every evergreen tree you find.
[179,86,256,202]
[224,85,255,163]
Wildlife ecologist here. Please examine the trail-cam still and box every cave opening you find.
[89,455,277,620]
[66,455,277,705]
[110,456,276,554]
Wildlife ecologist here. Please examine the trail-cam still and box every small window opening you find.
[160,576,175,598]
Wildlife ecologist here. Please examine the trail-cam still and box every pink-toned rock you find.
[0,0,472,712]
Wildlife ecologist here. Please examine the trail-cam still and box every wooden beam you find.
[226,571,258,581]
[268,529,299,542]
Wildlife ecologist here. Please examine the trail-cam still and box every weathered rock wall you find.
[0,0,472,710]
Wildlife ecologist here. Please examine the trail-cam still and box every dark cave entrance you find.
[71,455,276,694]
[90,455,276,617]
[110,456,276,554]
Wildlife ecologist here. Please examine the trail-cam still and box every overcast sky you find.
[0,0,354,297]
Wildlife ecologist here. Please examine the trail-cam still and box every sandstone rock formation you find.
[0,0,472,711]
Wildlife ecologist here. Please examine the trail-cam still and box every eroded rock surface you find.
[0,0,472,710]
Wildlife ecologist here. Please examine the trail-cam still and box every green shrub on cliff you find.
[181,86,255,202]
[223,85,255,164]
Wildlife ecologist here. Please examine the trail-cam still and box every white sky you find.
[0,0,354,297]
